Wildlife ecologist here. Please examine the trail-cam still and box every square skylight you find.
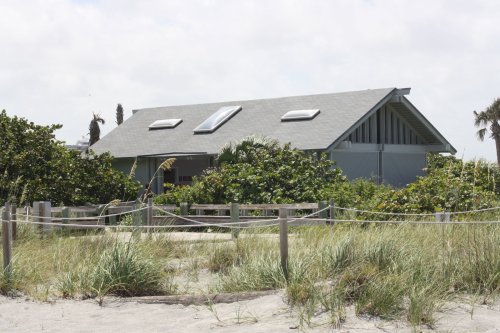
[148,119,182,129]
[193,105,242,133]
[281,109,320,121]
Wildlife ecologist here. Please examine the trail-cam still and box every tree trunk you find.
[495,136,500,168]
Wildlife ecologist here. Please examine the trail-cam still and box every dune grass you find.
[215,223,500,327]
[0,226,176,300]
[0,222,498,328]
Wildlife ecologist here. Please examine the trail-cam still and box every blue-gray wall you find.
[331,144,427,187]
[112,156,212,194]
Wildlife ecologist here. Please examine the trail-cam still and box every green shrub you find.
[371,154,497,215]
[0,110,140,205]
[155,137,346,205]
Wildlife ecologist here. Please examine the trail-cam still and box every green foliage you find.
[156,137,346,205]
[427,153,500,194]
[323,178,392,210]
[373,154,497,214]
[116,103,124,125]
[89,113,105,146]
[0,110,140,205]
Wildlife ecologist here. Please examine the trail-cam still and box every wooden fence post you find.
[2,202,13,272]
[279,208,288,280]
[11,204,17,241]
[62,207,70,224]
[328,199,335,226]
[230,202,240,239]
[39,201,52,233]
[435,212,450,223]
[132,199,141,226]
[318,201,328,221]
[61,206,70,235]
[147,198,153,233]
[131,200,142,239]
[180,202,189,216]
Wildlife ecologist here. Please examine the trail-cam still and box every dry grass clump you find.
[0,226,176,301]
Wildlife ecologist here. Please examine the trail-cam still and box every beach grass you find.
[0,222,498,328]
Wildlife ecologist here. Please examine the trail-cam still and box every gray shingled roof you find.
[90,88,451,158]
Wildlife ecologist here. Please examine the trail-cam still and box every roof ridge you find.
[133,87,396,113]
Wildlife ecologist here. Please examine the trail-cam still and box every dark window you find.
[164,169,177,184]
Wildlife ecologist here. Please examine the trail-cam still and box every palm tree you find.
[474,98,500,166]
[216,136,279,166]
[89,113,105,146]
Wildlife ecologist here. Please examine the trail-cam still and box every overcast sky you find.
[1,0,499,161]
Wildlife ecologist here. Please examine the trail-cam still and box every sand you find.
[1,293,499,333]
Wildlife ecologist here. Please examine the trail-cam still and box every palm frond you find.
[474,110,490,127]
[217,135,279,166]
[93,113,105,124]
[476,128,487,141]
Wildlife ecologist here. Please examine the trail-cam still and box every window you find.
[281,109,320,121]
[148,119,182,129]
[193,105,242,133]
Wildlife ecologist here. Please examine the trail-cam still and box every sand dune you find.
[1,293,499,332]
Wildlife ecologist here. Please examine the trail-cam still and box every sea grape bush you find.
[0,110,140,205]
[372,154,497,214]
[155,137,346,205]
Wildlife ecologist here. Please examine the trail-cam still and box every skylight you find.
[193,105,242,133]
[148,119,182,129]
[281,109,320,121]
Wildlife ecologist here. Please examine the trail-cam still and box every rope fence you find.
[334,205,500,217]
[4,203,500,230]
[2,200,500,280]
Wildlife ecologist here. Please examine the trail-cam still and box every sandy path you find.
[1,293,499,333]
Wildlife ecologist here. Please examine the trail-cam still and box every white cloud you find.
[1,0,500,161]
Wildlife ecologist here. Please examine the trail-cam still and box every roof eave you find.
[399,96,457,154]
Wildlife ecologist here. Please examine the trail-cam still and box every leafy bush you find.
[0,110,140,205]
[373,154,497,214]
[156,137,346,205]
[322,178,392,210]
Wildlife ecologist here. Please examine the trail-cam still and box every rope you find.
[153,206,280,227]
[7,218,280,229]
[154,204,331,227]
[334,206,435,217]
[325,218,500,225]
[447,206,500,215]
[285,205,332,224]
[334,205,500,217]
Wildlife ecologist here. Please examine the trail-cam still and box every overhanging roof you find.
[91,88,455,158]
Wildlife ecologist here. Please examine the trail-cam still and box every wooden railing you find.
[11,201,333,230]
